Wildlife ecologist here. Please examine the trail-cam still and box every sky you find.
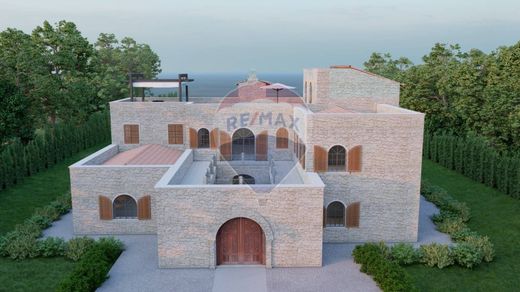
[1,0,520,73]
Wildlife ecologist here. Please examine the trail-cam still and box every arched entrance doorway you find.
[232,128,255,160]
[216,217,265,265]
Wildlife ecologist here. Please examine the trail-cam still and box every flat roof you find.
[103,144,183,165]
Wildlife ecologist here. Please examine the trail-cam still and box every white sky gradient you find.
[1,0,519,73]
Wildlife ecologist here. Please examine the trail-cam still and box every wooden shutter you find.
[219,131,231,160]
[168,124,183,144]
[256,130,268,161]
[323,207,327,228]
[346,202,360,228]
[314,145,328,172]
[276,128,288,148]
[137,195,151,220]
[210,129,219,149]
[99,195,112,220]
[348,145,362,172]
[189,128,198,148]
[124,124,139,144]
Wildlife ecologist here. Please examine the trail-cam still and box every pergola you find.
[129,73,194,102]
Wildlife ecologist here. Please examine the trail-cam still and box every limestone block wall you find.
[305,109,424,242]
[303,67,400,108]
[154,180,324,268]
[70,165,169,234]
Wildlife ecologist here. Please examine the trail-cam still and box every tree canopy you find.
[364,42,520,151]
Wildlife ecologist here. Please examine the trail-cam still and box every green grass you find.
[404,160,520,291]
[0,144,106,292]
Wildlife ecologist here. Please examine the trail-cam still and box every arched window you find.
[326,201,345,227]
[304,81,308,102]
[232,174,255,184]
[113,195,137,219]
[198,128,210,148]
[328,145,346,171]
[276,128,288,149]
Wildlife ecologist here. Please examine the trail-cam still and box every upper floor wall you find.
[303,66,400,109]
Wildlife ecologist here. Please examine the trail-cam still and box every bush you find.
[57,238,124,292]
[26,214,53,229]
[437,217,466,235]
[65,237,95,261]
[465,235,495,262]
[451,242,482,268]
[37,237,66,257]
[451,228,478,242]
[353,243,418,292]
[420,244,453,269]
[0,230,39,260]
[390,243,420,265]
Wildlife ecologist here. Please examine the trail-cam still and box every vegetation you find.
[352,243,418,292]
[405,160,520,291]
[423,132,520,198]
[0,146,105,291]
[364,42,520,152]
[0,20,160,146]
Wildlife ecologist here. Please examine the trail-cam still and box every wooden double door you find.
[216,217,265,265]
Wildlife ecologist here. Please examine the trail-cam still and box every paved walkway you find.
[42,196,450,292]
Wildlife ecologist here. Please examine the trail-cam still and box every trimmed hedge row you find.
[57,237,124,292]
[0,111,110,190]
[353,243,418,292]
[423,132,520,199]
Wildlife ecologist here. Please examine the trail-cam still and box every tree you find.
[0,79,35,144]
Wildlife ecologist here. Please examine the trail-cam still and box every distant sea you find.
[151,72,303,97]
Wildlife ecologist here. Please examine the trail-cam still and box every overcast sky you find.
[1,0,519,73]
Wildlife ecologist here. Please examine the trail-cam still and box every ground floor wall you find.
[155,185,324,268]
[321,173,420,242]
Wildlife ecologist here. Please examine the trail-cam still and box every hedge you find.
[0,111,110,190]
[353,243,418,292]
[423,131,520,199]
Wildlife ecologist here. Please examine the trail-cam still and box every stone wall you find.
[155,180,324,268]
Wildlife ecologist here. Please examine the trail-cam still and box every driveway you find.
[43,196,449,292]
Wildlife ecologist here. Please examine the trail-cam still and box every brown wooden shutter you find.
[313,145,328,172]
[256,130,268,161]
[276,128,288,148]
[124,124,139,144]
[323,207,327,228]
[219,131,231,160]
[348,145,362,172]
[99,195,112,220]
[168,124,183,144]
[346,202,360,228]
[137,195,151,220]
[189,128,198,148]
[210,128,219,149]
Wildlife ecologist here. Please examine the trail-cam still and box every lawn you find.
[405,160,520,291]
[0,145,105,292]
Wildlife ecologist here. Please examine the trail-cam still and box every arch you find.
[216,217,265,265]
[232,128,255,160]
[276,128,289,149]
[232,174,256,184]
[328,145,346,171]
[197,128,210,148]
[326,201,345,227]
[113,195,137,219]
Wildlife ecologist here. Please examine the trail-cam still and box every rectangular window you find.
[124,124,139,144]
[168,124,183,144]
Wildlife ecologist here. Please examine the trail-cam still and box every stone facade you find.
[69,66,424,269]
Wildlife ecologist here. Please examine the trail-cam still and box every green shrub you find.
[1,231,39,260]
[465,235,495,262]
[390,243,420,265]
[353,243,418,292]
[26,214,53,229]
[34,205,61,222]
[57,238,124,292]
[65,237,95,261]
[451,227,478,242]
[451,242,482,268]
[37,237,66,257]
[437,217,466,235]
[419,244,453,269]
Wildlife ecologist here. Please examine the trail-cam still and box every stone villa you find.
[70,66,424,268]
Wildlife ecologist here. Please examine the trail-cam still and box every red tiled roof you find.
[103,144,182,165]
